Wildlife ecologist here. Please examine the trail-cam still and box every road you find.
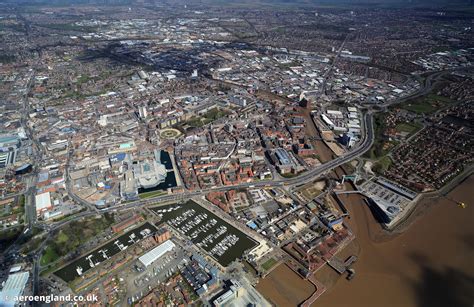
[98,65,468,213]
[12,55,467,301]
[95,112,373,213]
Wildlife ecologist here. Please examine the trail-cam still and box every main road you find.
[98,113,374,212]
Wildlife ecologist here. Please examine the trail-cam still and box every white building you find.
[35,192,52,216]
[139,240,175,267]
[0,271,29,307]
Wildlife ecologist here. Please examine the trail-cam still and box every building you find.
[213,279,245,307]
[154,227,171,244]
[138,106,148,119]
[181,254,219,297]
[138,240,175,267]
[120,170,138,200]
[35,192,52,216]
[0,150,16,168]
[134,160,167,189]
[111,214,143,233]
[321,114,335,129]
[0,271,29,307]
[0,135,20,168]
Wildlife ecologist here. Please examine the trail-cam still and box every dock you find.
[327,255,358,274]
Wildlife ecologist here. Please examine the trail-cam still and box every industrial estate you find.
[0,0,472,306]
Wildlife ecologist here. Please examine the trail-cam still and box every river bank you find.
[314,175,474,307]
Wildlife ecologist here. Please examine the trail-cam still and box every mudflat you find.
[257,263,315,306]
[314,176,474,307]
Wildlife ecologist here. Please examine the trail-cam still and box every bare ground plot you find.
[257,263,315,306]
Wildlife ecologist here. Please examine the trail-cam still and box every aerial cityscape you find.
[0,0,472,306]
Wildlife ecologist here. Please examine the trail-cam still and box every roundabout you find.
[159,128,182,139]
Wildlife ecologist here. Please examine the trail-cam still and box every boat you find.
[140,228,151,237]
[76,266,83,276]
[114,240,127,251]
[100,249,109,259]
[86,255,95,268]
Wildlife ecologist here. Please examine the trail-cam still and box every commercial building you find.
[0,135,20,168]
[138,240,175,267]
[134,160,167,189]
[181,253,219,297]
[213,279,245,307]
[35,192,53,216]
[0,271,29,307]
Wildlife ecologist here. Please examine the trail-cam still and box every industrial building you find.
[138,240,176,267]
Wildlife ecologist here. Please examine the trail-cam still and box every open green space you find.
[262,257,278,271]
[21,235,44,254]
[395,122,422,135]
[0,54,16,64]
[0,226,24,251]
[77,74,91,85]
[138,190,167,199]
[40,214,115,266]
[299,184,324,200]
[365,113,389,159]
[159,128,182,139]
[402,94,453,114]
[40,246,60,266]
[281,172,298,178]
[184,108,231,128]
[372,156,393,175]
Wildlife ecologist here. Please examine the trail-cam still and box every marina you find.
[54,222,157,283]
[151,200,257,266]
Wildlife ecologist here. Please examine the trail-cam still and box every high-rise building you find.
[139,106,148,119]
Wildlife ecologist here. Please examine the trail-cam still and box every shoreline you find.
[382,164,474,236]
[313,173,473,307]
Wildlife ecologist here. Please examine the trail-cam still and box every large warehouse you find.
[138,240,176,267]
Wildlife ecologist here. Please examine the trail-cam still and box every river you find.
[314,175,474,307]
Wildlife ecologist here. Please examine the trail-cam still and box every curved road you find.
[99,113,373,212]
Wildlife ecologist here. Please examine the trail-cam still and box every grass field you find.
[402,94,453,114]
[395,122,422,136]
[372,156,393,174]
[40,246,60,266]
[138,190,167,199]
[37,23,97,33]
[299,181,325,200]
[365,113,389,159]
[159,128,182,139]
[262,258,278,271]
[40,214,115,266]
[185,108,230,128]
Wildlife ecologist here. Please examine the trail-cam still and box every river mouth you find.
[314,176,474,307]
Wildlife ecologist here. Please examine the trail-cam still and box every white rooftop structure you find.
[0,272,29,307]
[139,240,175,267]
[35,192,52,214]
[9,266,21,273]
